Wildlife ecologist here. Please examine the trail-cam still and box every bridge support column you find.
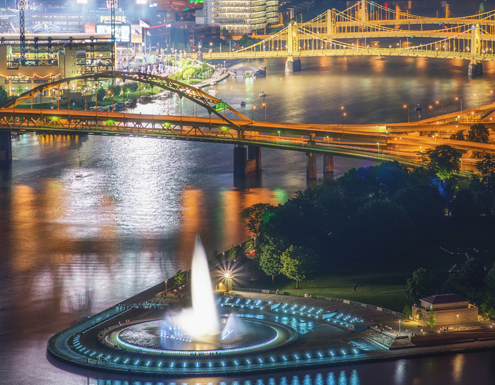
[234,145,262,178]
[323,155,334,177]
[468,62,483,77]
[285,57,301,73]
[246,145,262,174]
[0,130,12,166]
[234,145,247,178]
[306,152,317,180]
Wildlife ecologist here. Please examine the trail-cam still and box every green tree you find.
[450,130,465,140]
[467,123,489,143]
[344,199,416,260]
[406,268,437,303]
[427,312,437,330]
[485,262,495,299]
[112,85,121,96]
[259,236,283,284]
[452,189,480,221]
[0,85,8,105]
[392,186,445,240]
[424,145,465,180]
[97,88,106,102]
[402,304,412,319]
[459,258,487,299]
[174,270,186,286]
[221,27,232,41]
[183,68,195,80]
[416,309,424,323]
[240,203,275,237]
[280,245,318,289]
[476,154,495,192]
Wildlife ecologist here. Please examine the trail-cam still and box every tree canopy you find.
[406,268,437,303]
[259,236,283,284]
[424,145,465,180]
[239,203,274,237]
[467,123,489,143]
[280,245,318,289]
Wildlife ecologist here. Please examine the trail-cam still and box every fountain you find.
[162,235,220,344]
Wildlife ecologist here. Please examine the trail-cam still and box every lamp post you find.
[224,272,232,293]
[262,102,266,121]
[342,112,346,124]
[403,104,409,122]
[165,279,168,295]
[399,319,401,334]
[435,100,443,115]
[457,313,459,329]
[252,105,256,122]
[429,104,434,117]
[455,97,463,114]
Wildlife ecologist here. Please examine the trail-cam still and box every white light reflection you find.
[394,360,407,384]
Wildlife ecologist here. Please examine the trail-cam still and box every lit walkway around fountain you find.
[47,236,495,376]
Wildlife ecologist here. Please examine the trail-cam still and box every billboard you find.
[84,24,96,33]
[96,24,130,42]
[130,24,142,44]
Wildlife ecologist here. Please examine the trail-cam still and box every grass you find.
[256,222,495,312]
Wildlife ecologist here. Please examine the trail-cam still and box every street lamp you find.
[342,112,347,124]
[429,104,434,117]
[252,105,256,122]
[224,272,232,293]
[457,313,459,329]
[165,279,168,295]
[435,100,443,115]
[455,97,463,114]
[262,102,266,121]
[403,104,409,123]
[399,319,401,334]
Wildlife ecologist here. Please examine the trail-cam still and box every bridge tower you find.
[286,23,301,73]
[468,24,483,77]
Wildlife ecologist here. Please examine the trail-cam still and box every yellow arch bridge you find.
[0,72,495,179]
[196,0,495,76]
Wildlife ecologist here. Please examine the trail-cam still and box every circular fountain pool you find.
[111,316,297,356]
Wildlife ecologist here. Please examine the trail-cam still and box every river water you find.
[1,56,495,384]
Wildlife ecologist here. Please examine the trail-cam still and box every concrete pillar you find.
[285,57,301,73]
[0,130,12,166]
[246,145,262,173]
[468,62,483,77]
[323,155,334,177]
[233,145,247,178]
[306,152,317,180]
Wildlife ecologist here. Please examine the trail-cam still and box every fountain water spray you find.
[162,235,220,343]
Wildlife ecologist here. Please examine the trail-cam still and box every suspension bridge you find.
[1,72,495,180]
[197,0,495,76]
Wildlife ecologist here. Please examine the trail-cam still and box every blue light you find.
[330,351,334,356]
[183,362,187,367]
[124,358,129,364]
[341,350,346,355]
[134,360,140,365]
[270,357,275,362]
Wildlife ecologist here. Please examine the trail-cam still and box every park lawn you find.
[266,222,495,312]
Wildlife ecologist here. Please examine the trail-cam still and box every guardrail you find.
[233,288,403,318]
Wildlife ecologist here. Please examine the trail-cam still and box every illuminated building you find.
[203,0,278,34]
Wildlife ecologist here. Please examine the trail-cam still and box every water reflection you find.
[3,56,495,385]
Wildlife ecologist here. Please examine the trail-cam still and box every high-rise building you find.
[203,0,279,34]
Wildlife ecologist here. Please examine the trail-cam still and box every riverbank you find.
[47,285,495,377]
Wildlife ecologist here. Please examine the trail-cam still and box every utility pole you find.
[16,0,27,65]
[107,0,118,71]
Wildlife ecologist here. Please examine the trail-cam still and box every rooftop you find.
[420,293,469,305]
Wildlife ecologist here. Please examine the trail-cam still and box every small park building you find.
[412,293,478,327]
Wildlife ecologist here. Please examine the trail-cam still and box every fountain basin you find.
[108,317,297,356]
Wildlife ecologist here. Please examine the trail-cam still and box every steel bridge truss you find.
[0,71,251,135]
[200,0,495,62]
